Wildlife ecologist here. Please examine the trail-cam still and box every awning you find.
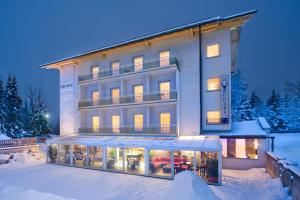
[47,135,222,152]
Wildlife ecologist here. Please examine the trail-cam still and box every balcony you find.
[78,57,179,83]
[78,125,177,136]
[78,91,177,109]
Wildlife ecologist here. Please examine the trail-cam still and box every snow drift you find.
[158,171,219,200]
[0,133,10,140]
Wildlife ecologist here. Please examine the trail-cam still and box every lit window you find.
[207,111,221,124]
[159,81,170,100]
[206,44,220,58]
[92,91,99,105]
[222,139,258,159]
[134,85,143,103]
[160,113,171,133]
[207,78,220,91]
[112,115,120,134]
[111,62,120,76]
[134,57,143,71]
[92,116,99,132]
[159,51,170,66]
[111,88,120,104]
[134,114,143,132]
[91,66,99,79]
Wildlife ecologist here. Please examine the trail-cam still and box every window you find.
[174,150,194,175]
[92,116,99,132]
[134,85,143,103]
[111,88,120,104]
[134,57,143,71]
[91,66,99,79]
[207,78,220,91]
[222,139,258,159]
[111,62,120,76]
[58,145,71,165]
[92,91,99,105]
[206,44,220,58]
[207,111,221,124]
[134,114,143,132]
[73,145,87,168]
[159,51,170,66]
[125,148,144,174]
[106,147,124,171]
[112,115,120,134]
[160,113,171,133]
[159,81,170,100]
[87,146,103,169]
[149,150,171,177]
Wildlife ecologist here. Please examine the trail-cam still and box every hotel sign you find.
[60,83,73,91]
[221,75,229,124]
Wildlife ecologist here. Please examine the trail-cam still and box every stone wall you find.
[265,152,300,200]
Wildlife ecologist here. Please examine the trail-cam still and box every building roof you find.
[47,135,222,152]
[40,10,257,69]
[203,119,270,138]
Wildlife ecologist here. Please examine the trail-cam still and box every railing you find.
[0,138,36,148]
[78,57,178,82]
[78,91,177,108]
[78,125,177,136]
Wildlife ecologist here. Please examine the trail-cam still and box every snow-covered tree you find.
[0,78,6,134]
[282,81,300,131]
[265,90,286,132]
[4,74,23,138]
[231,70,249,121]
[23,87,51,136]
[249,91,264,118]
[237,98,254,121]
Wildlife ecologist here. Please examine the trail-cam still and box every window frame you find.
[133,56,144,72]
[206,111,221,124]
[159,50,170,67]
[207,77,221,92]
[206,43,220,58]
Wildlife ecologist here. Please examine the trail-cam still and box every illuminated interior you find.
[91,66,99,79]
[207,77,220,91]
[206,44,220,58]
[112,115,120,133]
[134,114,143,132]
[159,81,170,100]
[160,113,171,133]
[134,57,143,71]
[92,91,99,105]
[159,51,170,66]
[92,116,99,131]
[111,62,120,76]
[207,111,221,124]
[125,148,145,174]
[222,138,258,159]
[107,147,124,171]
[111,88,120,104]
[134,85,143,103]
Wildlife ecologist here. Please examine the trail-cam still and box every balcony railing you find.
[78,91,177,109]
[78,125,177,136]
[78,57,178,82]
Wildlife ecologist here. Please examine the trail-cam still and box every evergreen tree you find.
[265,90,286,132]
[249,90,264,118]
[0,78,6,134]
[237,97,254,121]
[231,70,248,121]
[4,74,23,138]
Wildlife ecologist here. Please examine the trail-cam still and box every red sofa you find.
[150,156,187,171]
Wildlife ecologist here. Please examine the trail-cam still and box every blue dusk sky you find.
[0,0,299,121]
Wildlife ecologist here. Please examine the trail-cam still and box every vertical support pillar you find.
[193,151,197,175]
[46,144,49,163]
[171,151,175,178]
[144,148,149,175]
[86,146,90,168]
[218,151,222,184]
[146,74,150,93]
[146,106,151,126]
[103,146,107,169]
[70,145,74,166]
[176,70,180,136]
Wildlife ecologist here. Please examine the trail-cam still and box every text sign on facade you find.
[60,83,73,91]
[221,75,229,124]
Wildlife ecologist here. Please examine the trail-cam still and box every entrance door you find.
[134,85,143,103]
[112,115,120,134]
[160,113,171,134]
[111,88,120,104]
[92,91,99,105]
[92,116,99,133]
[159,81,170,100]
[134,114,144,132]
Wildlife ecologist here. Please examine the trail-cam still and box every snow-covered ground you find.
[272,133,300,165]
[0,134,10,140]
[0,150,290,200]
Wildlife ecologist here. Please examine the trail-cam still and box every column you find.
[146,74,150,93]
[86,146,90,168]
[218,151,222,184]
[171,151,175,178]
[46,145,49,163]
[144,148,149,175]
[146,106,151,125]
[176,70,180,136]
[103,146,107,169]
[70,145,74,166]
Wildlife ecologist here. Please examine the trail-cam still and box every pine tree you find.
[231,70,249,121]
[4,74,23,138]
[0,78,6,134]
[237,97,254,121]
[249,91,264,118]
[266,90,286,132]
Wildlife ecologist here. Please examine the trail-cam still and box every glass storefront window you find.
[73,145,87,168]
[87,146,103,169]
[58,145,71,165]
[174,150,194,175]
[125,148,145,174]
[149,150,172,177]
[222,138,258,159]
[48,144,58,164]
[195,151,219,184]
[106,147,124,171]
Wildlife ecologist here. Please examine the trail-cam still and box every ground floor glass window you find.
[106,147,124,171]
[195,152,219,183]
[58,145,71,165]
[174,150,194,175]
[221,138,258,159]
[87,146,103,169]
[125,148,144,174]
[48,144,58,164]
[149,150,172,177]
[73,145,87,167]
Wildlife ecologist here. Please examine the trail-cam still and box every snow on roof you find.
[47,135,222,152]
[258,117,271,129]
[0,134,10,140]
[203,120,268,137]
